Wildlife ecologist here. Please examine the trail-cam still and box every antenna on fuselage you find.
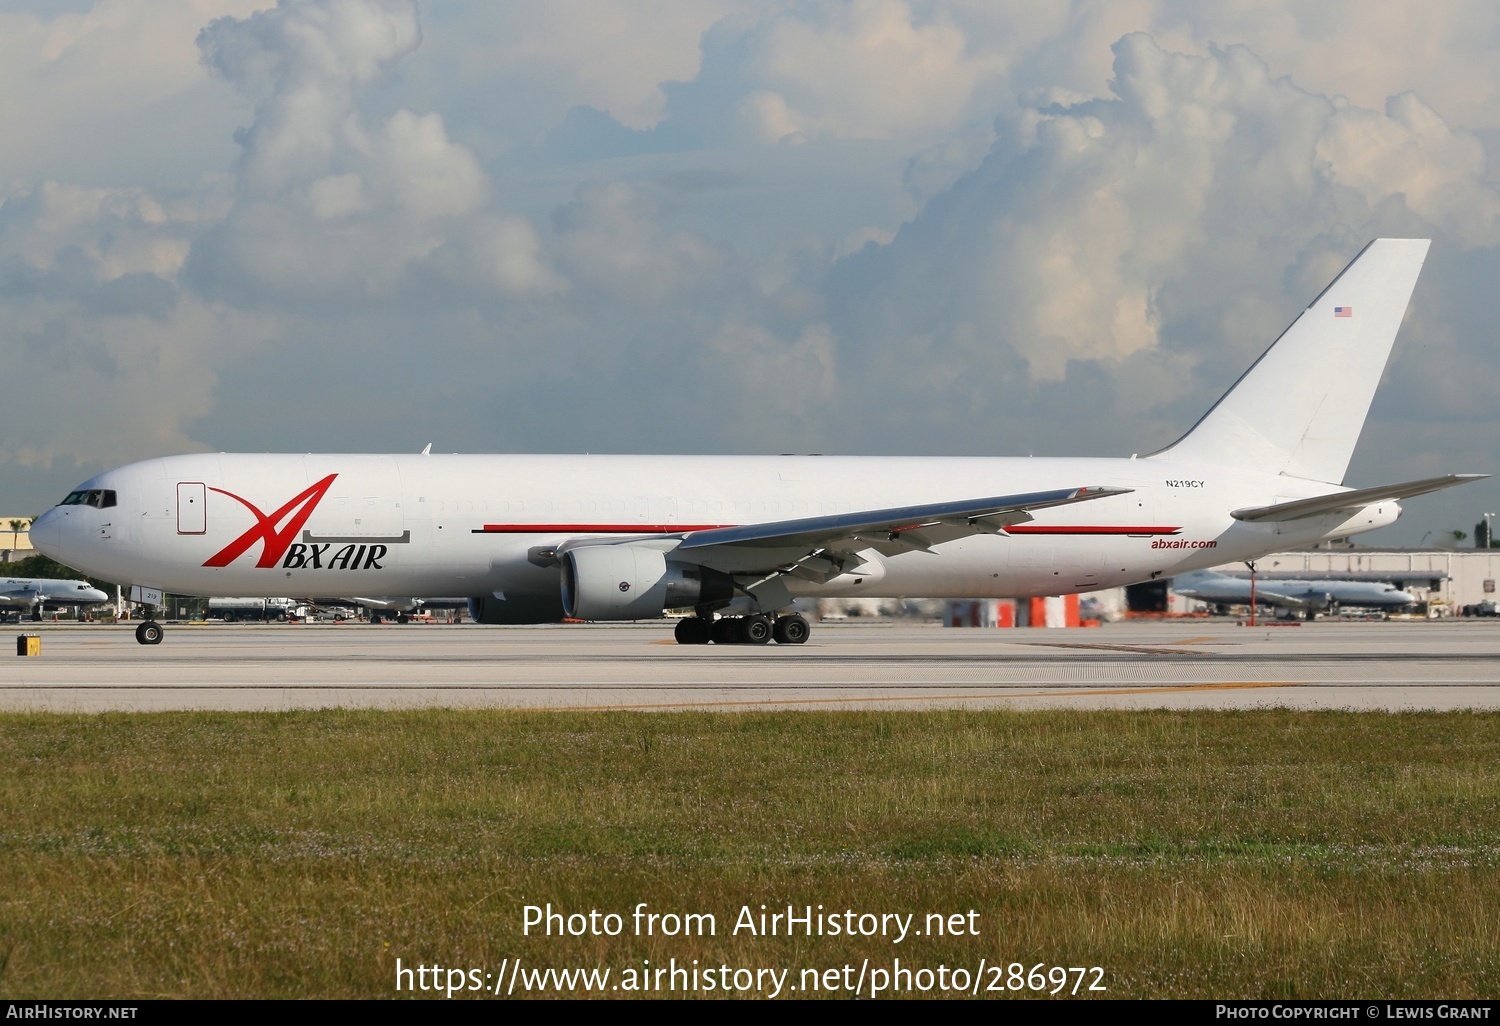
[420,443,432,455]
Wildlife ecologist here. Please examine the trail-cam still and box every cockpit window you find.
[59,489,116,509]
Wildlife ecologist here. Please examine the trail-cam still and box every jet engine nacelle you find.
[561,544,733,620]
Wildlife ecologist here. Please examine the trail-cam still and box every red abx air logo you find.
[202,474,338,568]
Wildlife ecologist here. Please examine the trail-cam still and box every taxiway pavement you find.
[4,618,1500,712]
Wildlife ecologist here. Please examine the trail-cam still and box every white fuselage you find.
[30,452,1397,612]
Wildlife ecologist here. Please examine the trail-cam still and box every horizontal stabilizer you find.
[1231,474,1488,523]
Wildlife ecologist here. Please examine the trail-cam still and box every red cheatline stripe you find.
[472,522,1180,536]
[473,524,733,534]
[1004,525,1181,535]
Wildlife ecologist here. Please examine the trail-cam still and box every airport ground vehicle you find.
[31,240,1483,647]
[208,596,296,622]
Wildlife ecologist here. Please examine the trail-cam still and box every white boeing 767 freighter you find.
[31,239,1483,646]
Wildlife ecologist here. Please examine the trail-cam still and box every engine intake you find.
[561,544,734,620]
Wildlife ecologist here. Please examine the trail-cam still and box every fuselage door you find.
[177,482,207,535]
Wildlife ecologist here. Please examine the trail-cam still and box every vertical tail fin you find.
[1149,238,1430,484]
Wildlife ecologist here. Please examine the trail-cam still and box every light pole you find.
[1485,513,1495,549]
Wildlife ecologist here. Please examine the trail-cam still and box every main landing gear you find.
[134,621,163,645]
[674,613,810,646]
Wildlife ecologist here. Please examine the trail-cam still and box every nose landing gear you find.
[673,612,810,645]
[134,621,163,645]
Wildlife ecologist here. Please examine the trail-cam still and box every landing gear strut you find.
[674,613,810,645]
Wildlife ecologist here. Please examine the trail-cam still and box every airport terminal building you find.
[0,517,32,563]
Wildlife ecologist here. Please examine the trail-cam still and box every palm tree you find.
[8,519,24,551]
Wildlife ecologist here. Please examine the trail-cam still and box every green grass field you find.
[2,709,1498,998]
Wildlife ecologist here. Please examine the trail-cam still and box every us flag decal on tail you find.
[1334,306,1353,317]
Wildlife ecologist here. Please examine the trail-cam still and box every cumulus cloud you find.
[1318,92,1500,246]
[1153,1,1500,134]
[552,182,722,305]
[831,30,1500,418]
[449,1,733,131]
[188,0,559,302]
[703,320,839,434]
[0,1,261,185]
[733,0,1001,143]
[0,180,273,469]
[5,0,1500,539]
[0,181,190,281]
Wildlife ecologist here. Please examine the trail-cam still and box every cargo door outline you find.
[301,457,408,542]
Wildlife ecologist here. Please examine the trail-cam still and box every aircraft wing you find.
[1178,579,1322,610]
[672,485,1132,580]
[1209,569,1445,583]
[1252,587,1325,610]
[1231,474,1488,523]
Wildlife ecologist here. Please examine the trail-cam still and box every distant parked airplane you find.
[0,577,110,620]
[1172,569,1416,612]
[338,596,468,623]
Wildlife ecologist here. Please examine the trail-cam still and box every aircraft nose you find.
[30,508,63,557]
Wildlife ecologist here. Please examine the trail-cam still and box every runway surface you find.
[5,618,1500,712]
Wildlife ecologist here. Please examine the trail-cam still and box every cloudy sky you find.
[3,0,1499,544]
